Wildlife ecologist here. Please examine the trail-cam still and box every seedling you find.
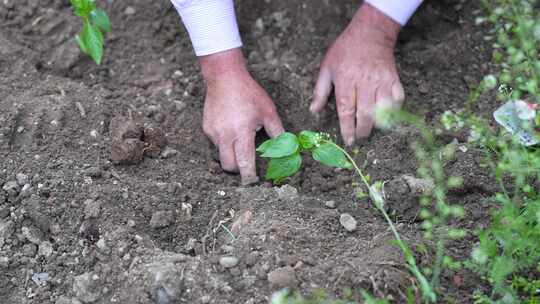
[258,131,436,302]
[70,0,111,65]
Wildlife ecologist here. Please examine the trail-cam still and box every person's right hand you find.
[199,48,284,185]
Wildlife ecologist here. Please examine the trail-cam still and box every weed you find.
[70,0,111,65]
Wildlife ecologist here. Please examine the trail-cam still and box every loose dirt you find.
[1,0,497,303]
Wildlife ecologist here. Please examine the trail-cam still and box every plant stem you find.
[324,140,436,303]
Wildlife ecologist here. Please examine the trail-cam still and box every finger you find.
[335,80,356,146]
[263,111,285,138]
[392,79,406,106]
[234,131,259,185]
[355,81,376,138]
[310,68,333,114]
[218,139,238,173]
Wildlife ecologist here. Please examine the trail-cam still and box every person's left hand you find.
[310,3,406,146]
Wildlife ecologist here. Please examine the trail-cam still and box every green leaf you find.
[265,153,302,181]
[81,21,104,64]
[257,132,299,158]
[71,0,96,17]
[298,130,318,150]
[312,143,352,169]
[75,34,88,55]
[90,9,111,33]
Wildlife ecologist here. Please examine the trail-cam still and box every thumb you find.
[310,68,332,114]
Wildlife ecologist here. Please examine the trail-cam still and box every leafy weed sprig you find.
[70,0,111,65]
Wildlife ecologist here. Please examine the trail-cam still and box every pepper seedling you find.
[257,131,436,302]
[70,0,111,65]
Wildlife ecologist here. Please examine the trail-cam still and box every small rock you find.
[267,266,298,288]
[150,211,174,229]
[38,241,53,257]
[127,220,136,227]
[339,213,357,232]
[84,199,101,219]
[31,272,50,286]
[22,243,38,256]
[73,272,101,303]
[0,256,9,268]
[19,184,32,198]
[21,226,43,244]
[219,256,239,268]
[0,220,15,240]
[325,200,336,209]
[275,185,299,201]
[55,296,71,304]
[2,181,19,196]
[160,147,178,159]
[16,173,29,185]
[418,82,430,94]
[83,167,102,178]
[96,238,110,254]
[143,124,167,158]
[124,6,136,15]
[172,100,187,112]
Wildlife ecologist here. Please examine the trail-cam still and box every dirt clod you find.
[267,266,298,288]
[143,124,167,158]
[111,138,145,165]
[73,272,101,303]
[150,211,174,229]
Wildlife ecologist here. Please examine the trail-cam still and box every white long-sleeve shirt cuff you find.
[365,0,423,25]
[171,0,242,56]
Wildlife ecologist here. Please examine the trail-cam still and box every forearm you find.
[170,0,242,56]
[364,0,423,26]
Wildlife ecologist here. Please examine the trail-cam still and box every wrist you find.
[352,2,401,48]
[199,48,248,82]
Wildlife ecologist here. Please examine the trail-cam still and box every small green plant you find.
[270,288,388,304]
[70,0,111,64]
[258,130,436,302]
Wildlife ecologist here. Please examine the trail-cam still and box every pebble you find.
[96,238,110,254]
[16,173,29,185]
[324,200,336,209]
[172,100,187,112]
[275,185,299,201]
[219,256,239,268]
[267,266,298,288]
[84,199,101,219]
[0,256,9,268]
[418,82,430,94]
[160,147,178,159]
[340,213,357,232]
[124,6,135,15]
[2,181,19,196]
[83,167,102,178]
[21,226,43,244]
[73,272,101,303]
[0,220,15,240]
[150,211,174,229]
[38,241,54,257]
[22,243,38,256]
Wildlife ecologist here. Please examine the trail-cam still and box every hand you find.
[200,49,284,185]
[310,3,405,146]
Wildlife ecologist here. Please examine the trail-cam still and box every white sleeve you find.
[364,0,423,25]
[171,0,242,56]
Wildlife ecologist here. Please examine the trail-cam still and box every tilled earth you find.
[1,0,498,303]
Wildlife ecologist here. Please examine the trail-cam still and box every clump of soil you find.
[110,113,168,164]
[0,0,497,303]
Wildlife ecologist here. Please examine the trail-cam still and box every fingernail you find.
[241,175,260,186]
[392,82,405,103]
[346,137,355,146]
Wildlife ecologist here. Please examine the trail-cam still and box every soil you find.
[0,0,498,303]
